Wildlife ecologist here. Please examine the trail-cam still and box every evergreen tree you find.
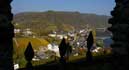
[24,42,34,70]
[87,31,94,50]
[59,38,67,64]
[24,42,34,61]
[86,31,94,62]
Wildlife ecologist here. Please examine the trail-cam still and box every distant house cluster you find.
[14,28,35,37]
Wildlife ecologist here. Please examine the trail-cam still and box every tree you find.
[86,31,94,62]
[24,42,34,70]
[87,31,94,50]
[24,42,34,61]
[59,38,67,64]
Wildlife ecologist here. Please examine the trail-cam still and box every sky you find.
[11,0,115,16]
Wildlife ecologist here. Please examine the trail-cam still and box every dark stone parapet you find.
[0,0,14,70]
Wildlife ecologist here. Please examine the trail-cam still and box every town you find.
[13,25,112,69]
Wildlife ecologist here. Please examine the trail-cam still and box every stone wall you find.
[108,0,129,56]
[0,0,14,70]
[108,0,129,70]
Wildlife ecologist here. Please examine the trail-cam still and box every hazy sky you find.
[11,0,115,16]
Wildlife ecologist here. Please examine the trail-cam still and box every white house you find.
[23,28,33,36]
[14,29,20,34]
[47,43,60,57]
[48,34,56,37]
[56,35,67,39]
[14,64,19,70]
[68,32,75,37]
[92,47,102,53]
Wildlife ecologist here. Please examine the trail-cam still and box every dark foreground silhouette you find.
[24,42,34,70]
[18,54,129,70]
[86,31,94,62]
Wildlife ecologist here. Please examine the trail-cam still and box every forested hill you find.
[13,11,110,35]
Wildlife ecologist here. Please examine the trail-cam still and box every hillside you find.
[13,11,110,35]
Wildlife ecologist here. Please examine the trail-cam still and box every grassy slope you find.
[13,37,49,68]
